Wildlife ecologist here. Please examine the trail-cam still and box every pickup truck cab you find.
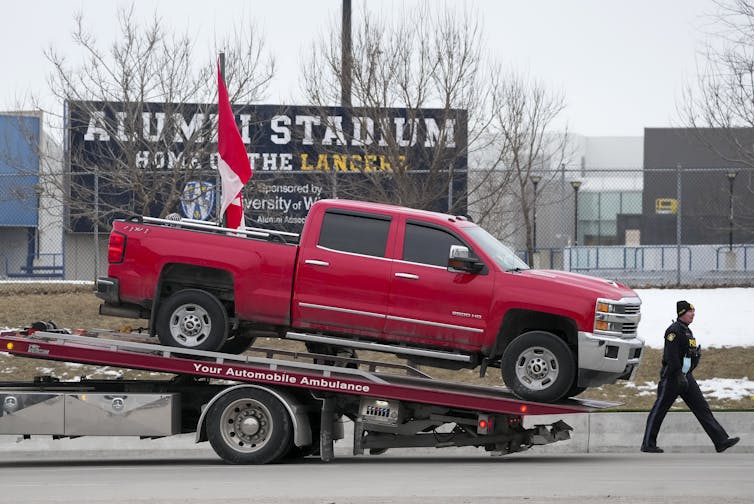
[97,199,643,403]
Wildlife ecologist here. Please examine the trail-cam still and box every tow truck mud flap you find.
[528,419,572,445]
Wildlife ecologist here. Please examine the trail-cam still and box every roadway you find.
[0,450,750,503]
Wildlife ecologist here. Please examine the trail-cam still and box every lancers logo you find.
[181,180,215,220]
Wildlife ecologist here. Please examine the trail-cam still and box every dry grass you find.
[1,283,752,410]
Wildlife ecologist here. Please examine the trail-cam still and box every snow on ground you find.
[625,378,754,402]
[635,288,754,349]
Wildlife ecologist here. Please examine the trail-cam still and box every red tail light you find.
[477,414,493,434]
[108,232,126,263]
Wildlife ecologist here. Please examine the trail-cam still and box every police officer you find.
[641,300,740,453]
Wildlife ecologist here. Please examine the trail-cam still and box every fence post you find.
[94,166,100,279]
[676,163,682,287]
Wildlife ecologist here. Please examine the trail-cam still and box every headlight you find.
[596,301,615,313]
[593,298,641,337]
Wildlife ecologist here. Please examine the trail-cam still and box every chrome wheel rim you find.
[169,303,211,347]
[514,346,559,391]
[219,398,273,453]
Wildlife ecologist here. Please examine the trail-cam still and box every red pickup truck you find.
[96,198,643,403]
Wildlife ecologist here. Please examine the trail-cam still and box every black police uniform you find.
[641,317,731,452]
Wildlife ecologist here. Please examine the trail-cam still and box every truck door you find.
[292,209,393,337]
[383,221,493,349]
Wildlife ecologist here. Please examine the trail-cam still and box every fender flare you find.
[195,384,312,448]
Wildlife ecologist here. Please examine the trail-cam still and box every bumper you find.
[95,276,120,304]
[96,277,148,319]
[577,331,644,387]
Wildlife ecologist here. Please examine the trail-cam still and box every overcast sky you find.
[1,0,713,137]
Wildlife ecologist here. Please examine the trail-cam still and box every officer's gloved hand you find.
[675,372,689,393]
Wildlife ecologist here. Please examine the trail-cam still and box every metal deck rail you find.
[0,330,618,416]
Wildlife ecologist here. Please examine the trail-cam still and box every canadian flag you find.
[217,60,252,229]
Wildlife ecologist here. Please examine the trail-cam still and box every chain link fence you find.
[514,166,754,287]
[1,166,753,293]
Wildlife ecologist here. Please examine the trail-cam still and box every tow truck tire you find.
[501,331,575,403]
[156,289,228,351]
[206,388,293,465]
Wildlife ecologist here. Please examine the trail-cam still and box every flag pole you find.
[218,51,226,227]
[216,51,252,231]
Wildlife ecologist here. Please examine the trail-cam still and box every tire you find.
[283,443,318,460]
[566,383,587,398]
[305,342,358,368]
[501,331,575,403]
[206,388,293,465]
[156,289,228,351]
[219,334,256,354]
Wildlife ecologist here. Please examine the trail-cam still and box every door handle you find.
[395,272,419,280]
[305,259,330,267]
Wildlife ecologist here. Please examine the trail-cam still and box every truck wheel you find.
[206,388,293,465]
[566,383,587,397]
[305,342,358,368]
[283,443,318,460]
[219,334,256,354]
[501,331,575,403]
[156,289,228,351]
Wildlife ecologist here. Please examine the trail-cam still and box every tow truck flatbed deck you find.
[0,330,617,416]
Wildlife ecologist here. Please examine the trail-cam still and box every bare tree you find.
[486,68,568,260]
[36,4,274,231]
[678,0,754,238]
[679,0,754,157]
[301,1,567,255]
[301,2,485,214]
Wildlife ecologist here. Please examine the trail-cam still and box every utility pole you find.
[341,0,352,108]
[334,0,352,199]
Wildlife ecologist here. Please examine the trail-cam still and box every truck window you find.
[403,223,466,267]
[318,211,390,257]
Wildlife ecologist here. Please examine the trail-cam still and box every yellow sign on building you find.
[655,198,678,214]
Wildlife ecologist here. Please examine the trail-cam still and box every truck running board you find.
[285,331,473,363]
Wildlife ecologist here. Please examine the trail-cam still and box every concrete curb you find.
[524,411,751,453]
[0,412,749,461]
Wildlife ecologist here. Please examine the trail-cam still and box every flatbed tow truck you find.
[0,327,617,464]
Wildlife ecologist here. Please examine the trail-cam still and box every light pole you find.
[530,175,541,252]
[570,180,582,246]
[727,171,737,251]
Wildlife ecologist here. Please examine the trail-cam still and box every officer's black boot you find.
[640,445,664,453]
[715,437,740,453]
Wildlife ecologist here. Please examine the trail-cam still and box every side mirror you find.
[448,245,483,273]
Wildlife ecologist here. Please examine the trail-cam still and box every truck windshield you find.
[465,226,530,272]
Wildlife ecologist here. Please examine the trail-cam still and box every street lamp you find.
[570,180,582,246]
[727,171,737,251]
[530,175,541,252]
